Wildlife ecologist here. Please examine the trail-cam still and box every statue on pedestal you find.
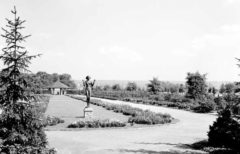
[82,76,96,108]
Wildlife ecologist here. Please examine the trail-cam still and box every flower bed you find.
[68,119,126,128]
[128,111,172,124]
[69,95,173,125]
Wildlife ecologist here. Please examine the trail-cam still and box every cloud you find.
[224,0,240,4]
[99,46,143,63]
[36,32,52,40]
[191,24,240,52]
[172,24,240,81]
[220,24,240,33]
[170,49,196,58]
[45,51,65,58]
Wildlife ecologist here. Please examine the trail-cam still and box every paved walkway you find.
[46,95,217,154]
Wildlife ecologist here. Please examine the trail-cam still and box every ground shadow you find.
[188,140,238,154]
[115,149,203,154]
[135,142,196,150]
[107,142,205,154]
[134,141,239,154]
[75,116,85,118]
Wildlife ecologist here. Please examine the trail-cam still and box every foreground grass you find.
[44,95,129,130]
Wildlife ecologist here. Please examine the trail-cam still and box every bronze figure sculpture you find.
[83,76,96,107]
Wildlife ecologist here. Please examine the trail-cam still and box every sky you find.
[0,0,240,81]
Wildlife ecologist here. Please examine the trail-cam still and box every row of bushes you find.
[91,90,240,113]
[42,116,64,127]
[68,119,126,128]
[0,145,56,154]
[128,111,172,125]
[69,95,173,125]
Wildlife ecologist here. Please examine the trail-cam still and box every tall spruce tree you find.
[0,7,55,153]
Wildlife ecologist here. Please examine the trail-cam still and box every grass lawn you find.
[44,95,129,130]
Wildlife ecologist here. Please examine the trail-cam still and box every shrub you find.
[208,109,240,151]
[128,116,152,124]
[0,103,56,154]
[149,94,165,101]
[164,93,185,103]
[125,82,138,91]
[42,116,64,127]
[0,145,56,154]
[128,110,172,124]
[223,94,238,103]
[214,97,227,110]
[193,99,216,113]
[68,119,126,128]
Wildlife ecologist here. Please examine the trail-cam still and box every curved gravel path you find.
[46,95,217,154]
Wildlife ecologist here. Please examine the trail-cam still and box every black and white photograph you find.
[0,0,240,154]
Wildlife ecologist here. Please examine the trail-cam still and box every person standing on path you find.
[82,76,96,107]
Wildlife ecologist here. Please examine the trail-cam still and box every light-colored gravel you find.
[46,95,217,154]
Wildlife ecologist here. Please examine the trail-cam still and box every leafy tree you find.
[103,84,111,91]
[147,77,163,94]
[112,84,121,91]
[178,84,185,93]
[219,84,226,94]
[219,83,236,94]
[24,72,77,91]
[36,71,53,87]
[169,84,179,93]
[212,87,217,95]
[126,82,137,91]
[224,83,235,94]
[94,85,103,91]
[0,7,55,153]
[59,73,76,88]
[185,72,208,100]
[208,87,217,95]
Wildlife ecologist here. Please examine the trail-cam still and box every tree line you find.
[22,71,76,93]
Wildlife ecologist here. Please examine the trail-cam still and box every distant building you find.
[49,80,69,95]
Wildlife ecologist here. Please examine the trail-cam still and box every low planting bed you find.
[68,95,173,125]
[68,119,126,128]
[43,115,65,127]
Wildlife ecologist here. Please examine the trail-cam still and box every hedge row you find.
[0,145,56,154]
[68,119,126,128]
[91,91,219,113]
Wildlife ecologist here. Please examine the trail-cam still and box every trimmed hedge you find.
[68,119,126,128]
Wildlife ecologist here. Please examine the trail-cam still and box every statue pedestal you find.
[84,107,93,119]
